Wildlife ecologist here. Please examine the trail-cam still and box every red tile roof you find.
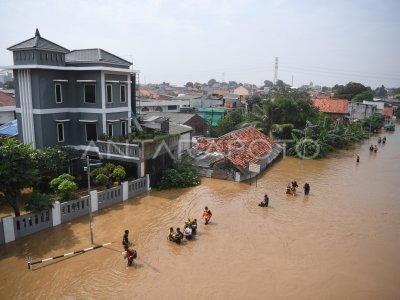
[312,97,348,114]
[0,91,15,107]
[384,107,393,117]
[195,127,275,168]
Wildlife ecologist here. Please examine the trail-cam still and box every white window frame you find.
[120,84,126,103]
[57,123,64,142]
[106,84,113,103]
[84,84,96,104]
[55,83,62,103]
[121,121,127,137]
[107,123,113,137]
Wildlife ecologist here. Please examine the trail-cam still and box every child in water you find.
[202,206,212,225]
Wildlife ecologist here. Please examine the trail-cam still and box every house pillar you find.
[2,216,15,243]
[122,181,129,201]
[52,201,61,227]
[90,190,98,212]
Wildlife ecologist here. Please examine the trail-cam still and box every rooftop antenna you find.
[273,57,278,85]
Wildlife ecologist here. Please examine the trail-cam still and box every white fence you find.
[0,175,150,245]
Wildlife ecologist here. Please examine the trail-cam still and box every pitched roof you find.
[66,49,132,66]
[7,29,69,53]
[195,127,275,168]
[0,91,16,107]
[312,98,349,114]
[142,112,199,124]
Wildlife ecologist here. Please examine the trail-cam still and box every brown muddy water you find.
[1,129,400,300]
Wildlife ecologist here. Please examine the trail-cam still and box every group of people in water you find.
[122,230,137,266]
[258,181,310,207]
[369,136,387,153]
[168,206,212,244]
[285,181,310,196]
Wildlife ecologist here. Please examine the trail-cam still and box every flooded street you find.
[1,129,400,299]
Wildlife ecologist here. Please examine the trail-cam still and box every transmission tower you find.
[273,57,278,84]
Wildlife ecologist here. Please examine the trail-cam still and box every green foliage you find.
[215,109,246,136]
[208,78,217,86]
[352,90,374,102]
[157,157,201,190]
[264,80,273,88]
[24,191,54,212]
[0,138,38,216]
[243,87,317,138]
[374,85,387,98]
[49,173,78,202]
[287,116,369,159]
[333,82,371,100]
[91,163,126,188]
[185,82,194,88]
[363,113,385,132]
[33,146,80,192]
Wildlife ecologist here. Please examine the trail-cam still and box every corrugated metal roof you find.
[142,112,198,124]
[0,119,18,137]
[66,49,132,66]
[7,29,69,53]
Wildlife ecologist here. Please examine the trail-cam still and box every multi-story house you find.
[6,29,135,150]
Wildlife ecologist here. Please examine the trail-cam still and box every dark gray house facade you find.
[7,29,136,150]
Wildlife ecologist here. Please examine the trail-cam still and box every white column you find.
[101,71,106,134]
[140,161,145,178]
[127,73,132,133]
[52,201,61,226]
[146,174,151,191]
[90,190,98,212]
[2,216,15,243]
[235,172,241,182]
[122,181,128,201]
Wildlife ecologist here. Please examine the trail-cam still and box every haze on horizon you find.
[0,0,399,89]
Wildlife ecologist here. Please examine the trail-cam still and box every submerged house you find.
[189,127,282,181]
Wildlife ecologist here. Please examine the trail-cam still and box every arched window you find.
[155,106,163,112]
[141,107,149,112]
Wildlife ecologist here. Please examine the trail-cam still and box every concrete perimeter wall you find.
[0,176,150,245]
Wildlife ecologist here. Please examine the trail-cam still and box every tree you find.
[352,91,374,102]
[33,146,80,192]
[374,85,387,98]
[158,157,200,190]
[264,80,274,88]
[228,81,238,88]
[185,82,194,88]
[24,191,53,212]
[333,82,370,100]
[208,78,217,86]
[91,163,126,188]
[0,138,39,216]
[49,173,78,202]
[3,81,14,89]
[215,109,246,136]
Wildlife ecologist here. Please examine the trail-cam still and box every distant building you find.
[137,98,190,113]
[348,102,377,122]
[141,112,208,136]
[233,86,251,103]
[0,90,16,125]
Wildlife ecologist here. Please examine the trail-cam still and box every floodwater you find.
[1,129,400,300]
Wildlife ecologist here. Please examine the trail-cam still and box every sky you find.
[0,0,399,88]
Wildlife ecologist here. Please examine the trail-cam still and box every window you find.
[121,121,127,137]
[107,123,113,137]
[57,123,64,142]
[155,106,163,112]
[141,107,149,112]
[168,105,178,110]
[84,84,96,103]
[86,123,97,141]
[120,85,126,103]
[106,84,113,103]
[55,83,62,103]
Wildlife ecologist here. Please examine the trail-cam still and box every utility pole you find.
[86,156,94,244]
[273,57,279,85]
